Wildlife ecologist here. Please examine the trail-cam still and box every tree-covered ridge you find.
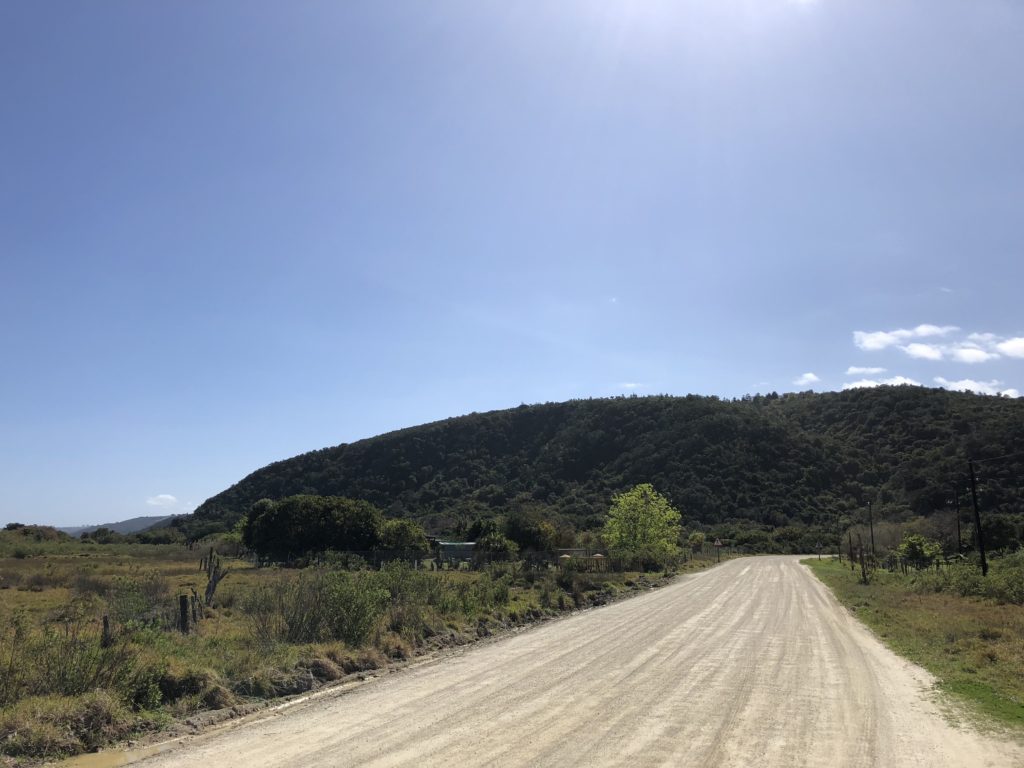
[183,387,1024,539]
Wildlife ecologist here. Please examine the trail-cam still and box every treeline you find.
[182,387,1024,542]
[242,495,428,561]
[240,495,840,560]
[1,523,185,549]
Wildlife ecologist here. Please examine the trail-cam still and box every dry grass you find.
[807,557,1024,730]
[0,539,724,761]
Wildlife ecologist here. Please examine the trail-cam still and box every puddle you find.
[56,744,166,768]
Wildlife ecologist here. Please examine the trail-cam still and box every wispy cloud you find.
[146,494,178,508]
[793,372,820,386]
[846,366,886,375]
[934,377,1020,398]
[842,375,921,390]
[618,382,643,390]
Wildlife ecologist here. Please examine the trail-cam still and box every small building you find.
[434,540,476,565]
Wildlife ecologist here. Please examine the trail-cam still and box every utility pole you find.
[867,501,875,558]
[952,482,961,554]
[836,511,843,564]
[968,460,988,577]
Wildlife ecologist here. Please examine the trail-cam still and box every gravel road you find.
[134,556,1021,767]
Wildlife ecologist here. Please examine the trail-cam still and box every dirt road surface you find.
[133,556,1022,767]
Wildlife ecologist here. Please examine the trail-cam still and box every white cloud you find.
[853,330,907,351]
[913,324,958,337]
[146,494,178,508]
[853,324,957,351]
[793,372,820,386]
[902,343,943,361]
[619,382,643,389]
[939,287,954,293]
[949,347,999,364]
[846,366,886,375]
[996,337,1024,358]
[934,377,1021,398]
[851,326,1024,364]
[842,375,921,391]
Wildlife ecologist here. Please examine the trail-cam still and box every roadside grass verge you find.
[805,557,1024,731]
[0,548,721,762]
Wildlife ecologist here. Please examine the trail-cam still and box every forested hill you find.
[182,387,1024,538]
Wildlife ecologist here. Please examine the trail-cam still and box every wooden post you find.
[101,615,112,648]
[178,595,190,634]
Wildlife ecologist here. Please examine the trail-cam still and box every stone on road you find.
[137,556,1022,767]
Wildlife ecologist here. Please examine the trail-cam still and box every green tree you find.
[505,503,558,552]
[897,534,942,570]
[603,484,681,568]
[243,495,385,560]
[381,519,430,553]
[687,531,706,553]
[476,531,519,559]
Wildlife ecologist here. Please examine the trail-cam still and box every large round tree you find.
[603,483,681,569]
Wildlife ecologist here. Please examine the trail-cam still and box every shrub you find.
[242,571,388,646]
[325,574,388,647]
[72,571,110,598]
[0,614,138,708]
[897,534,942,570]
[908,553,1024,605]
[106,571,170,626]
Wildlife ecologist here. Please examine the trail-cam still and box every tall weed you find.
[242,571,388,646]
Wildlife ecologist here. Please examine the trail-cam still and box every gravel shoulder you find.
[101,556,1024,767]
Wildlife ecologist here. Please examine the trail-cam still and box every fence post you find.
[178,595,190,634]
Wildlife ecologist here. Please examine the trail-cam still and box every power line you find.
[969,450,1024,465]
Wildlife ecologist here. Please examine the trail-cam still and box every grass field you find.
[0,534,720,762]
[805,557,1024,731]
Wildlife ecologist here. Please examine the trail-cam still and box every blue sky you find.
[2,1,1022,526]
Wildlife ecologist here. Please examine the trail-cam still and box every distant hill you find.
[60,515,176,538]
[180,387,1024,539]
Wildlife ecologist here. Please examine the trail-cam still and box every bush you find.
[106,571,170,626]
[897,534,942,570]
[242,571,388,646]
[0,614,138,708]
[909,553,1024,605]
[72,571,110,598]
[988,552,1024,604]
[325,574,389,646]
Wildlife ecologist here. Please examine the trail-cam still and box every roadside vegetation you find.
[806,555,1024,730]
[0,489,717,762]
